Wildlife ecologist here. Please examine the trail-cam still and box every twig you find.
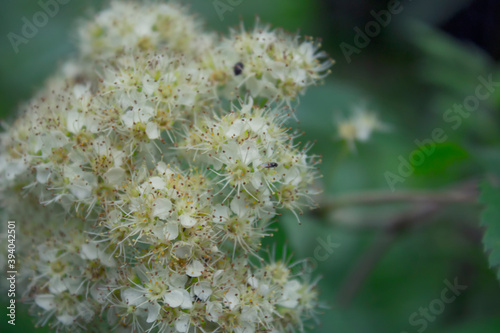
[327,189,477,206]
[336,203,442,307]
[313,179,479,220]
[330,179,481,306]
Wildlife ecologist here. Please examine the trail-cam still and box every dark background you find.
[1,0,500,332]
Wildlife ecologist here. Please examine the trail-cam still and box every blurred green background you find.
[1,0,500,332]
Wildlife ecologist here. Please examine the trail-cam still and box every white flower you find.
[186,260,204,277]
[193,281,212,301]
[247,276,259,289]
[223,287,240,310]
[66,109,98,134]
[122,288,161,323]
[35,294,56,311]
[206,301,223,322]
[103,167,126,186]
[146,122,160,139]
[1,1,329,332]
[121,105,155,128]
[80,242,116,267]
[179,289,193,309]
[212,204,230,223]
[152,197,172,219]
[175,313,191,333]
[153,221,179,241]
[35,164,51,184]
[212,26,332,102]
[35,243,80,294]
[64,164,97,201]
[278,280,302,308]
[35,292,93,326]
[171,241,193,260]
[336,107,388,150]
[179,214,197,228]
[164,289,184,307]
[169,272,188,288]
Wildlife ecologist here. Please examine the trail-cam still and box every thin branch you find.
[335,230,395,307]
[326,189,477,206]
[336,203,442,307]
[313,179,479,220]
[327,179,482,306]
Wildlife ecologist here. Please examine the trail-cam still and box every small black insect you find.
[260,162,278,169]
[233,62,244,76]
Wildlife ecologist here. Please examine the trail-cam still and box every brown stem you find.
[327,189,477,206]
[313,179,479,220]
[336,203,447,307]
[329,179,482,307]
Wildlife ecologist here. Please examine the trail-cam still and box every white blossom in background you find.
[0,1,333,332]
[336,107,389,150]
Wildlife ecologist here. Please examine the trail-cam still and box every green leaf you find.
[479,181,500,280]
[412,142,469,176]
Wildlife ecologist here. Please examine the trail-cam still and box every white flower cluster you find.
[0,1,332,332]
[336,107,388,150]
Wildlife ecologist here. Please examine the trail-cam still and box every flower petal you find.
[164,290,183,308]
[186,260,204,277]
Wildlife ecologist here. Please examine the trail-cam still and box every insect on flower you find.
[233,62,244,75]
[260,162,278,169]
[7,1,332,331]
